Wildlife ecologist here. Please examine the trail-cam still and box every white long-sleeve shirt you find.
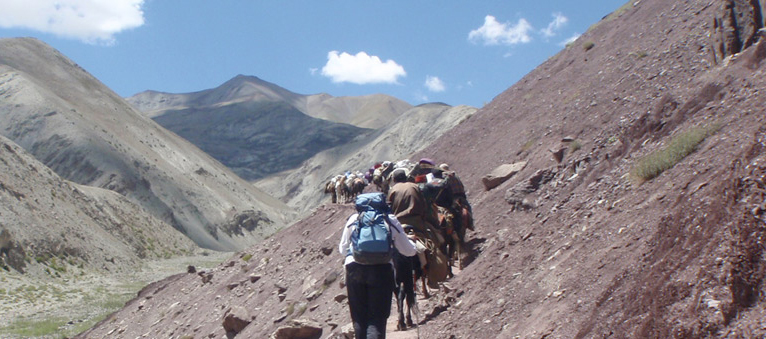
[339,213,417,266]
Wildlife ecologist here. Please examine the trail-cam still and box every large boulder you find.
[481,161,527,191]
[270,319,323,339]
[222,306,252,335]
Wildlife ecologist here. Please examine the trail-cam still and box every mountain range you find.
[126,75,414,181]
[78,0,766,337]
[4,0,766,337]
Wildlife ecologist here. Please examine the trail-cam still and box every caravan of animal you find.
[331,157,474,332]
[325,171,369,204]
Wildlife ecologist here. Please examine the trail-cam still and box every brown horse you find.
[324,179,337,203]
[349,177,366,201]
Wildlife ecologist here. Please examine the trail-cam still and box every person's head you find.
[419,158,435,169]
[431,168,444,179]
[439,163,450,171]
[392,168,408,183]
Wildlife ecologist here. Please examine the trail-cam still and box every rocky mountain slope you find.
[0,134,196,274]
[0,38,295,251]
[127,76,412,180]
[151,100,370,181]
[0,133,199,331]
[78,0,766,338]
[256,102,477,215]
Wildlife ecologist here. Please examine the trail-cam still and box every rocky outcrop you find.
[481,161,527,191]
[712,0,765,62]
[271,319,322,339]
[222,306,253,335]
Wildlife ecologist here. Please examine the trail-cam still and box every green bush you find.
[583,41,595,51]
[632,123,722,181]
[570,140,583,152]
[1,318,65,338]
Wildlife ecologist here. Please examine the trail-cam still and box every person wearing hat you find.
[387,168,444,247]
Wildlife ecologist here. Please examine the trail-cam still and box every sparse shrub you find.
[295,304,308,317]
[521,137,537,152]
[285,302,295,316]
[570,140,583,152]
[631,123,722,181]
[583,41,595,51]
[242,253,253,262]
[634,50,648,58]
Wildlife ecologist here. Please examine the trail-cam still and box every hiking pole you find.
[412,298,421,339]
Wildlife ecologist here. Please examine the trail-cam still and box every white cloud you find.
[0,0,145,44]
[468,15,533,46]
[321,51,406,85]
[541,12,568,37]
[560,33,581,46]
[424,76,445,92]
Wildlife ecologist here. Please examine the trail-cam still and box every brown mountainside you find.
[79,0,766,338]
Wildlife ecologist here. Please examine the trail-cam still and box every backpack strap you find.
[381,214,401,234]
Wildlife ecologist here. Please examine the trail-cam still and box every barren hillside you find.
[73,0,766,338]
[0,133,201,332]
[0,38,295,251]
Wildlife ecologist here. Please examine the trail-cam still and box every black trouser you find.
[345,262,395,339]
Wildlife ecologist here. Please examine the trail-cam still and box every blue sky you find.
[0,1,625,108]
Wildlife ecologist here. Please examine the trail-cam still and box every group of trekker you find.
[338,158,474,338]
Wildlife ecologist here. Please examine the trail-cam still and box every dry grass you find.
[632,123,723,181]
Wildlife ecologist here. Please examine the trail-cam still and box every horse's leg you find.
[405,284,415,327]
[443,240,454,278]
[420,274,430,299]
[396,282,406,330]
[457,228,466,270]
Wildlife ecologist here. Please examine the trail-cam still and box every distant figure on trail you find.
[339,193,417,339]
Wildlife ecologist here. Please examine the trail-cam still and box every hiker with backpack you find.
[339,192,417,339]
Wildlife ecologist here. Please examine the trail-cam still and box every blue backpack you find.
[349,192,396,265]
